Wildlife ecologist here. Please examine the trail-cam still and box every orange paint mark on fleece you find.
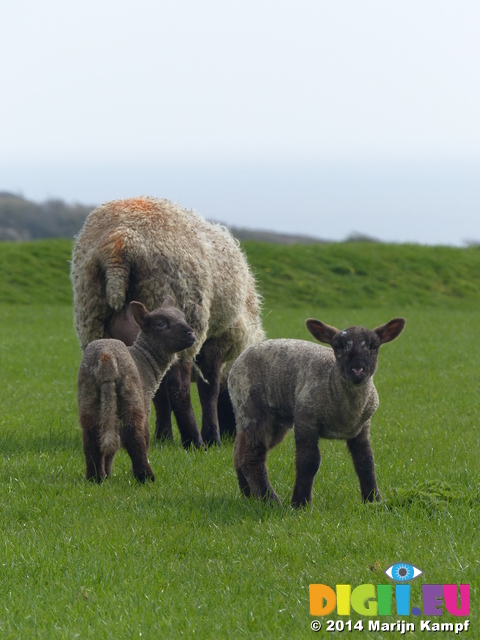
[103,231,127,265]
[121,197,158,213]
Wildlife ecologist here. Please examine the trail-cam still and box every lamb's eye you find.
[156,321,167,330]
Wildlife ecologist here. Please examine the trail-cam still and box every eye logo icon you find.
[385,563,423,582]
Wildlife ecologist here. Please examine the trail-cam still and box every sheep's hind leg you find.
[196,342,224,447]
[121,407,155,482]
[217,380,236,437]
[165,362,205,449]
[347,422,381,502]
[234,430,281,505]
[291,432,321,508]
[153,379,174,442]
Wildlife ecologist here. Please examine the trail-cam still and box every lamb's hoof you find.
[262,490,282,506]
[239,486,252,498]
[86,473,106,484]
[291,495,312,509]
[363,490,382,503]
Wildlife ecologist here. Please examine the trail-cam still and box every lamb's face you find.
[147,307,196,354]
[331,327,381,385]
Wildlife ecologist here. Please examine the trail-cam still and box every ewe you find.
[78,297,195,483]
[228,317,405,507]
[71,197,264,448]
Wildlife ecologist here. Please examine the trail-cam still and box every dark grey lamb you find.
[78,297,195,483]
[228,316,406,507]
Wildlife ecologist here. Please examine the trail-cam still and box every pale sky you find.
[1,1,480,244]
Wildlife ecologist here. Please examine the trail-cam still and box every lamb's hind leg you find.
[121,406,155,482]
[233,432,251,497]
[80,414,106,483]
[104,453,115,477]
[291,431,321,508]
[234,430,281,505]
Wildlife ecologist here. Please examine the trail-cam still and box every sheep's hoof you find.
[181,437,207,451]
[134,469,155,483]
[155,425,174,442]
[201,429,221,448]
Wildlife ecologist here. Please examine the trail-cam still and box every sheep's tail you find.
[95,353,121,454]
[100,230,132,311]
[71,230,132,347]
[104,260,131,312]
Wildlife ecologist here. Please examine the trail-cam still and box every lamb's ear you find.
[161,295,176,308]
[374,317,406,344]
[129,301,149,329]
[305,319,339,345]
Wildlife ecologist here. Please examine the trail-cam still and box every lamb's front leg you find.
[347,421,381,502]
[291,431,321,508]
[165,361,205,450]
[153,378,173,441]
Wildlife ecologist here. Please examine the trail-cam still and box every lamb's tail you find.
[95,353,121,454]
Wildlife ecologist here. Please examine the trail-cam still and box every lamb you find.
[71,196,264,449]
[228,316,406,507]
[77,297,196,482]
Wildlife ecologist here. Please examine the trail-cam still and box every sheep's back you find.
[72,197,260,355]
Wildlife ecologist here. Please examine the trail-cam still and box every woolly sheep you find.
[228,316,406,507]
[71,196,264,448]
[78,297,196,482]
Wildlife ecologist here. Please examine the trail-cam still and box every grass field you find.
[0,240,478,638]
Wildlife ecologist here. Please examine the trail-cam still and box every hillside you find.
[1,239,480,309]
[245,241,480,309]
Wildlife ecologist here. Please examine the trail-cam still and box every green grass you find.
[0,240,478,638]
